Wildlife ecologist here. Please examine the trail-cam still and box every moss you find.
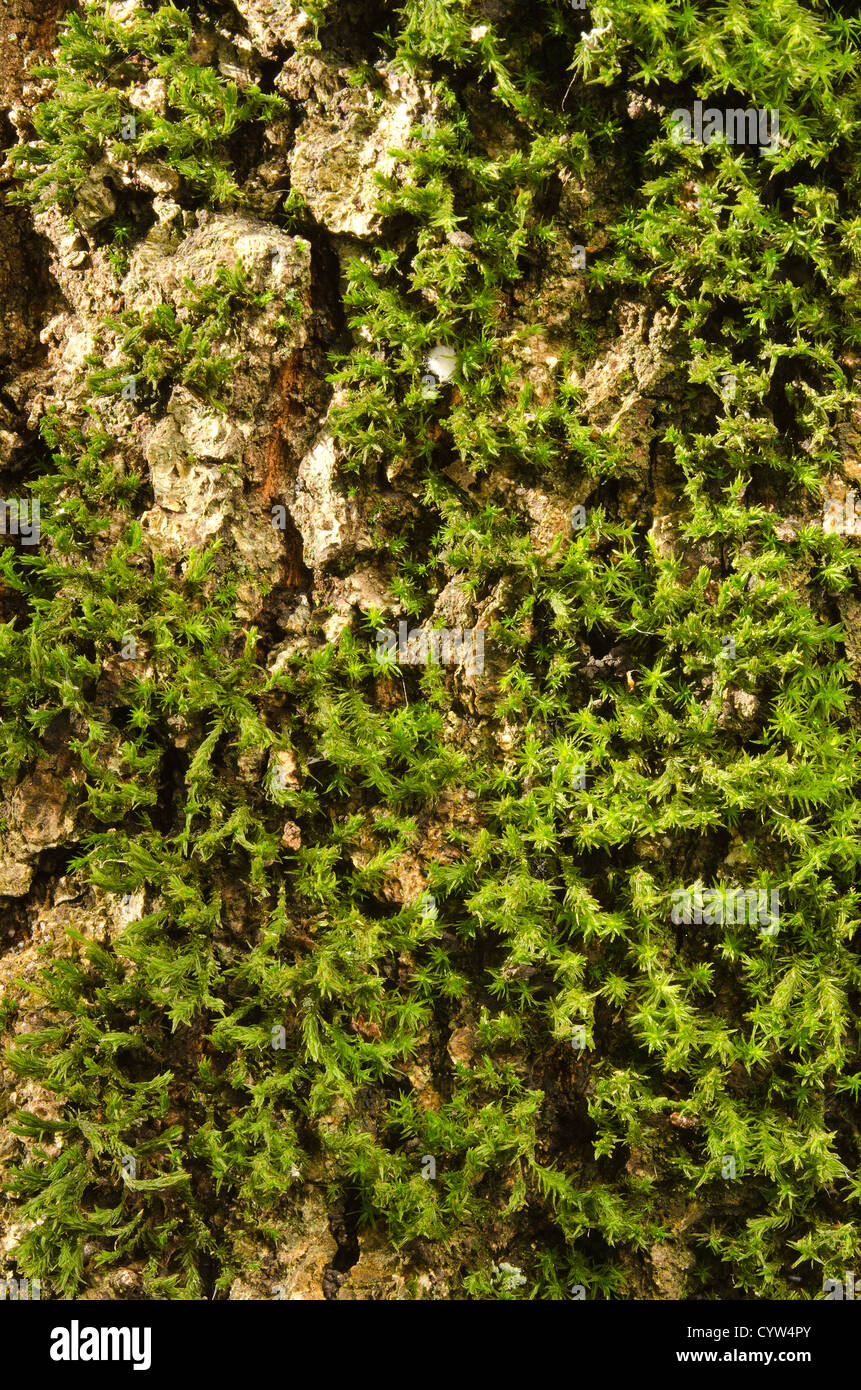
[87,258,299,411]
[2,0,861,1301]
[8,1,285,217]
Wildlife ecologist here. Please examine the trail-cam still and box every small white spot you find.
[425,344,457,382]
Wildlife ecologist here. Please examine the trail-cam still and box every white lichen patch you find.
[286,62,427,238]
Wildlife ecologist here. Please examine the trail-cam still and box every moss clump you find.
[3,0,861,1301]
[9,1,284,215]
[87,259,299,411]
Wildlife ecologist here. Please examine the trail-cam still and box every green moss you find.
[8,2,285,217]
[3,0,861,1301]
[87,259,298,411]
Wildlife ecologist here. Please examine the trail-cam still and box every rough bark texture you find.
[1,0,860,1302]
